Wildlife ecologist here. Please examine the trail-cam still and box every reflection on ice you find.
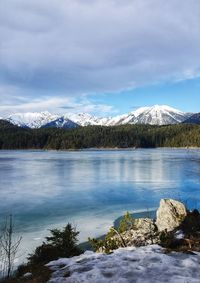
[0,149,199,263]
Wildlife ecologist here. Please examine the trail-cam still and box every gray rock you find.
[99,218,160,253]
[156,199,187,232]
[23,272,32,278]
[120,218,159,247]
[133,218,156,232]
[98,199,188,253]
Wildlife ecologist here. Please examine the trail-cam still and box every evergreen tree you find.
[28,223,82,265]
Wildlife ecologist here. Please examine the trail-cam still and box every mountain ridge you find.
[183,113,200,125]
[4,105,194,129]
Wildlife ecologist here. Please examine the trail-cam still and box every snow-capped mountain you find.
[5,105,193,128]
[7,111,59,129]
[43,117,79,129]
[65,113,106,127]
[119,105,191,126]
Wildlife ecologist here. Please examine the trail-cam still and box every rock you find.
[97,218,160,253]
[121,218,159,247]
[97,199,189,253]
[23,272,32,278]
[133,218,157,232]
[156,199,187,232]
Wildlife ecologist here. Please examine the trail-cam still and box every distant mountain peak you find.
[133,104,183,113]
[7,112,59,129]
[183,112,200,125]
[123,105,190,126]
[5,105,194,128]
[43,117,79,129]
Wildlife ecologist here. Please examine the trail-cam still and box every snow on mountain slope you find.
[5,105,193,128]
[7,111,59,129]
[65,113,103,126]
[65,113,130,126]
[43,117,79,129]
[105,114,128,126]
[47,245,200,283]
[120,105,191,126]
[183,113,200,125]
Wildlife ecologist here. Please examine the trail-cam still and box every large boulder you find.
[156,199,187,232]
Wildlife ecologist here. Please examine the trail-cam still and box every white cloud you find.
[0,92,115,117]
[0,0,200,112]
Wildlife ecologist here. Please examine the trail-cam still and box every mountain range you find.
[3,105,198,129]
[183,113,200,125]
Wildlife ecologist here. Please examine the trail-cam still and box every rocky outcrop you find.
[98,218,160,253]
[119,218,160,247]
[117,199,188,247]
[156,199,187,232]
[96,199,190,253]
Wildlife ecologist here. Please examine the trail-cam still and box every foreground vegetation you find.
[1,202,200,282]
[0,120,200,149]
[89,209,200,254]
[0,223,82,283]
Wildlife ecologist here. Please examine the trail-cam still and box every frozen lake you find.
[0,149,200,264]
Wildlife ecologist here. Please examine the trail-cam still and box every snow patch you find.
[174,230,184,240]
[47,245,200,283]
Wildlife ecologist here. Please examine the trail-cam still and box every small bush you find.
[89,227,119,254]
[180,209,200,236]
[28,223,82,265]
[118,212,135,233]
[89,213,135,253]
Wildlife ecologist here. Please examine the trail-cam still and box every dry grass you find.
[0,266,51,283]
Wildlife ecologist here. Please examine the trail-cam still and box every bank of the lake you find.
[0,121,200,149]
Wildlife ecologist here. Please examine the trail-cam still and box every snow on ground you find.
[47,245,200,283]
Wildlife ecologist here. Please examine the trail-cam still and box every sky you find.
[0,0,200,117]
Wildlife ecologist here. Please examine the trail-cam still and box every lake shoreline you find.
[0,146,200,151]
[79,209,157,251]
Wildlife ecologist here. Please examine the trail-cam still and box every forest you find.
[0,120,200,149]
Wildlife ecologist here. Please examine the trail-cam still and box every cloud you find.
[0,0,200,113]
[0,92,115,117]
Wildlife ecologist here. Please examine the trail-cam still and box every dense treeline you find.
[0,120,200,149]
